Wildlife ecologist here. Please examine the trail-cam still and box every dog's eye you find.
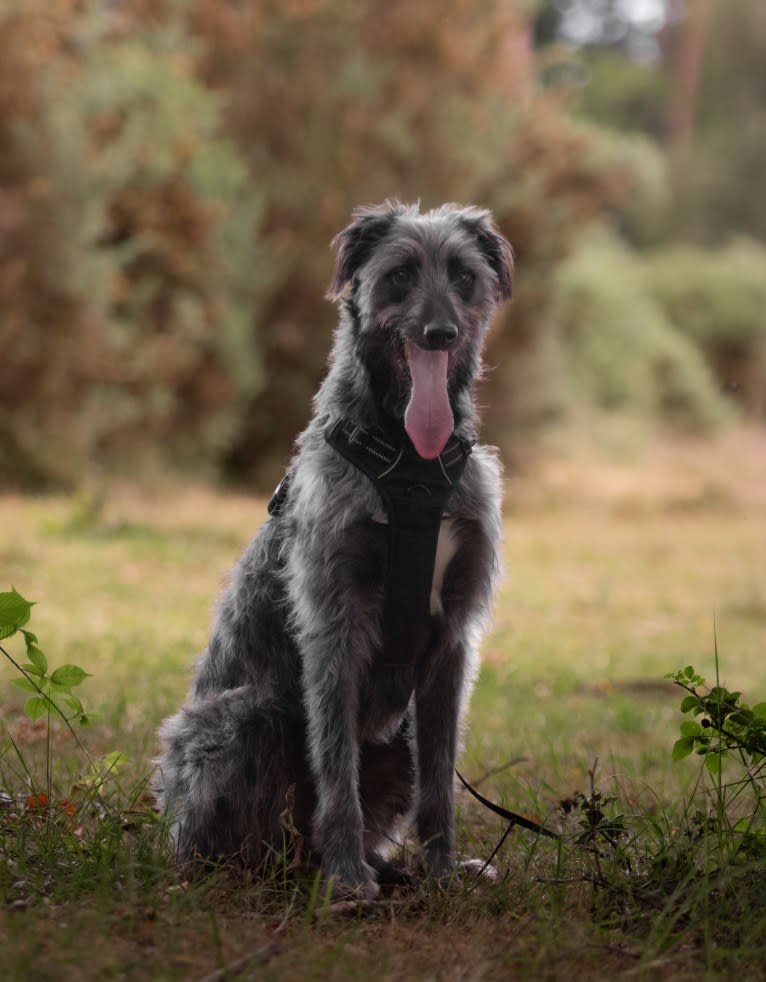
[454,269,475,294]
[389,267,412,288]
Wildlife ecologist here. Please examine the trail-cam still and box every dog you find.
[155,200,513,899]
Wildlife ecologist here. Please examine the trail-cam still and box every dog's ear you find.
[459,209,514,303]
[327,201,407,301]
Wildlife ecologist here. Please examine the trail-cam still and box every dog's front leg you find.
[415,641,465,877]
[300,627,378,899]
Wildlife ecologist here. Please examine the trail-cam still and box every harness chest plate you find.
[268,419,472,662]
[325,420,471,654]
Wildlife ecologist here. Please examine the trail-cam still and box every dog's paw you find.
[322,874,380,902]
[320,859,380,902]
[368,856,420,891]
[457,857,499,882]
[422,857,498,890]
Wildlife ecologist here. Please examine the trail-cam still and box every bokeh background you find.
[1,0,764,490]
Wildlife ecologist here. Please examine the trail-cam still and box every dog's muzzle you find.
[422,321,458,350]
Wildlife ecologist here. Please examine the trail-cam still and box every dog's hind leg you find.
[155,686,297,867]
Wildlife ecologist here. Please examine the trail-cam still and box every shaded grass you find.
[2,439,766,980]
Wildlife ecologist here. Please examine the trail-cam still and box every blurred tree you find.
[644,239,766,418]
[0,1,263,486]
[189,0,647,482]
[668,0,766,244]
[0,0,658,487]
[532,0,766,419]
[665,0,708,152]
[554,228,731,430]
[539,0,766,246]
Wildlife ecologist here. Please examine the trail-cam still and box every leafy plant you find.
[563,761,628,852]
[668,664,766,771]
[666,660,766,860]
[1,587,98,726]
[1,588,172,925]
[0,587,116,803]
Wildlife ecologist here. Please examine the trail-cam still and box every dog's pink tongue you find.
[404,343,454,460]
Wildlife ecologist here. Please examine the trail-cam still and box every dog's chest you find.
[429,519,459,615]
[370,514,458,616]
[360,518,459,741]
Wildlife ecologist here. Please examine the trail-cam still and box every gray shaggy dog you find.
[155,200,513,899]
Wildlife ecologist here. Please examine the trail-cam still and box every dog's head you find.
[327,200,513,458]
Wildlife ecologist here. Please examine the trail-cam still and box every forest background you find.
[2,4,766,975]
[2,0,765,491]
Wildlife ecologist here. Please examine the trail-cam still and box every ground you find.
[1,426,765,979]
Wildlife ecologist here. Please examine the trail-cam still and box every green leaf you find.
[101,750,127,771]
[752,703,766,719]
[24,695,49,721]
[16,661,44,678]
[680,720,702,738]
[705,752,722,776]
[680,695,700,713]
[0,588,34,640]
[60,693,83,713]
[26,645,47,675]
[50,665,90,688]
[12,676,41,693]
[80,751,127,788]
[21,629,38,646]
[672,736,695,762]
[49,681,74,696]
[729,710,753,727]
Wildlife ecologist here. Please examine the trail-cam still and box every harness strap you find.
[456,770,560,840]
[324,419,471,663]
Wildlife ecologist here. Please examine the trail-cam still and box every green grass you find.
[2,434,766,980]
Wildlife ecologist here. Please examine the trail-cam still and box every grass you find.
[2,428,766,980]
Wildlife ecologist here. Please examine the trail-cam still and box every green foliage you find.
[1,587,156,921]
[667,663,766,839]
[574,51,670,140]
[552,229,732,430]
[645,240,766,347]
[0,587,129,834]
[560,760,628,856]
[644,240,766,417]
[540,659,766,961]
[1,589,97,729]
[2,2,764,487]
[0,3,700,486]
[0,587,34,640]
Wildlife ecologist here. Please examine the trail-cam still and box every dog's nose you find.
[422,322,458,350]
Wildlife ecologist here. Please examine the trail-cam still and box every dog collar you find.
[268,420,473,518]
[323,418,472,490]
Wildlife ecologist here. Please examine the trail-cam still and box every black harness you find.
[268,424,560,842]
[268,419,472,654]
